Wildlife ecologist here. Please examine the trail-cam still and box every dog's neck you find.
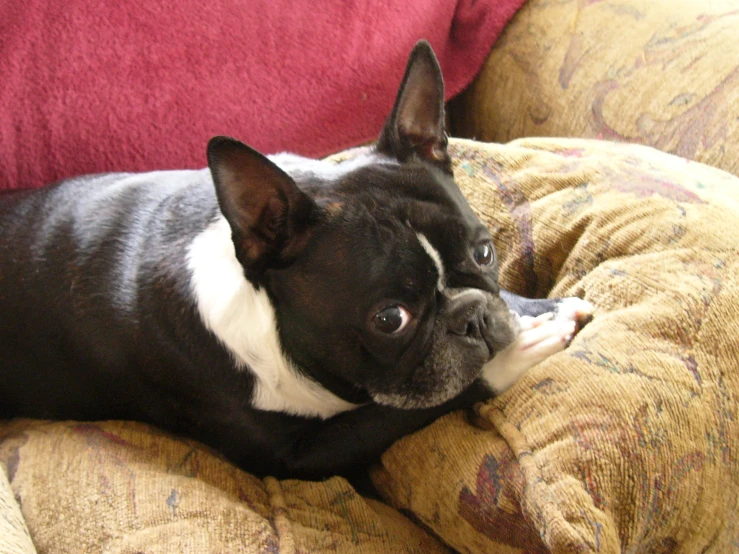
[187,214,360,420]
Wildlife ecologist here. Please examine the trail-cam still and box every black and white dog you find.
[0,42,591,481]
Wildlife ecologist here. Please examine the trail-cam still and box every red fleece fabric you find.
[0,0,526,190]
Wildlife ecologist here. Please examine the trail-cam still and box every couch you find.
[2,0,738,552]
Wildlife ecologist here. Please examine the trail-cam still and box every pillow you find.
[372,138,739,553]
[0,420,449,553]
[0,0,525,191]
[451,0,739,175]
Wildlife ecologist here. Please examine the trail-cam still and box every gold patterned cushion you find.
[0,420,449,553]
[451,0,739,176]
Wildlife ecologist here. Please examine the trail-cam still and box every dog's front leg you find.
[280,382,492,481]
[482,290,594,394]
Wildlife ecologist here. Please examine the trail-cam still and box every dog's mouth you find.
[484,312,519,361]
[483,334,501,362]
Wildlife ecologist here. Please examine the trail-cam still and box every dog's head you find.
[206,41,516,409]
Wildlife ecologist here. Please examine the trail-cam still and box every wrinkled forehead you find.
[281,150,491,277]
[327,163,489,277]
[335,157,481,225]
[377,161,485,232]
[277,149,476,221]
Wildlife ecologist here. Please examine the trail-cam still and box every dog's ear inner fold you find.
[207,136,317,277]
[377,40,450,171]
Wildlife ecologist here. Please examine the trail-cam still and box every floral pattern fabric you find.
[451,0,739,176]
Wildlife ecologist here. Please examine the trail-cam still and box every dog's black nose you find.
[447,290,489,340]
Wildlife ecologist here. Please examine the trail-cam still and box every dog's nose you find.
[446,290,489,340]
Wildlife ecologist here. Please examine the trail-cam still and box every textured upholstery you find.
[450,0,739,176]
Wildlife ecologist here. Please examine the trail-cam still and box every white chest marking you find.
[187,216,358,419]
[416,233,445,291]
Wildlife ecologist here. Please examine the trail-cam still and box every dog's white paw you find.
[482,316,575,394]
[516,311,552,331]
[554,297,595,332]
[484,298,594,394]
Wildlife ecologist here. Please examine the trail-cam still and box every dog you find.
[0,41,592,482]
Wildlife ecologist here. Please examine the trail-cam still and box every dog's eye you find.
[373,305,411,334]
[473,241,495,266]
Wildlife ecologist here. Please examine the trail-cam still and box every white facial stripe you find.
[187,216,358,420]
[416,233,445,291]
[444,288,487,303]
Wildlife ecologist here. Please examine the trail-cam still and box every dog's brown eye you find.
[373,305,411,334]
[474,241,495,266]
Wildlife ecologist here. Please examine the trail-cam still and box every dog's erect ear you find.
[207,136,317,276]
[376,40,450,171]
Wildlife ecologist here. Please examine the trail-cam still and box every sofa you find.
[2,0,738,552]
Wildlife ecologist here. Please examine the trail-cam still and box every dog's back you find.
[0,171,225,421]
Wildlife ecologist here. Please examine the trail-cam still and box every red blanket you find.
[0,0,525,190]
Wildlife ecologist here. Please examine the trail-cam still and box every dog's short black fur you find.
[0,42,589,481]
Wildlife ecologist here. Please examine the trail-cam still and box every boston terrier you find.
[0,42,592,481]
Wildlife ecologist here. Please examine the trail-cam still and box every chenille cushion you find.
[2,137,739,552]
[0,420,450,553]
[450,0,739,176]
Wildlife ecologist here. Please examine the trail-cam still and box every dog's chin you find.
[367,374,475,410]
